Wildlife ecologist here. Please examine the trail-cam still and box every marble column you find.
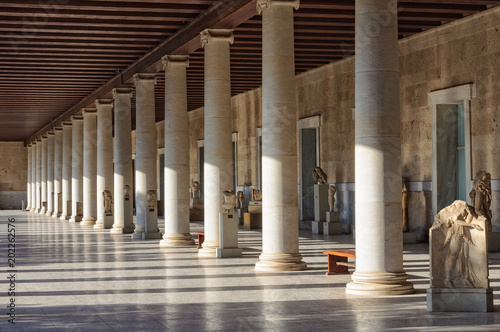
[35,139,42,213]
[132,73,161,240]
[81,108,98,226]
[40,135,48,214]
[60,121,72,220]
[197,29,235,257]
[70,115,84,223]
[31,141,37,212]
[255,0,306,271]
[52,127,63,218]
[159,55,195,247]
[95,99,114,229]
[46,131,55,216]
[26,144,32,211]
[345,0,413,295]
[111,88,134,234]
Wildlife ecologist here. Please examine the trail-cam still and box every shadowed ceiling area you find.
[0,0,498,142]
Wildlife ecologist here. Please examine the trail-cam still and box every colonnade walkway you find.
[1,210,500,331]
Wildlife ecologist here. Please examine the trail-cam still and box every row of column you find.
[24,0,412,295]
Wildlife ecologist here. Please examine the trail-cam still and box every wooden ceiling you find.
[0,0,498,143]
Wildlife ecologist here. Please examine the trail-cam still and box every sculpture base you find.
[323,222,342,235]
[314,184,329,221]
[427,288,493,312]
[94,216,114,229]
[326,211,340,223]
[312,221,323,234]
[488,232,500,252]
[51,212,60,219]
[216,248,243,258]
[403,231,417,244]
[143,232,163,240]
[45,210,53,217]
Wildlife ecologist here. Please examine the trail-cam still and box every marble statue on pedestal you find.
[328,185,336,213]
[221,190,236,212]
[103,189,112,215]
[470,171,492,232]
[402,184,409,232]
[147,190,157,212]
[191,180,201,199]
[123,185,131,200]
[251,188,262,201]
[237,191,245,209]
[312,166,327,184]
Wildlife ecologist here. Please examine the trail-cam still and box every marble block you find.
[323,222,342,235]
[403,231,417,244]
[487,232,500,252]
[244,212,262,229]
[314,184,329,221]
[427,288,493,312]
[312,221,324,234]
[326,211,340,222]
[218,212,242,258]
[103,215,113,229]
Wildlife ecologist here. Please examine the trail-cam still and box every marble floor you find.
[1,210,500,332]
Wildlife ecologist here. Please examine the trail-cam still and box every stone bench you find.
[323,249,355,275]
[196,232,204,249]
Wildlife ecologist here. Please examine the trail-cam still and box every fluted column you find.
[60,122,72,220]
[111,88,134,234]
[70,115,84,223]
[95,99,114,229]
[81,108,98,226]
[35,139,42,213]
[52,127,63,218]
[132,73,161,240]
[46,131,55,216]
[255,0,306,271]
[26,144,32,211]
[30,141,37,212]
[40,135,48,214]
[198,29,234,257]
[346,0,413,295]
[159,55,195,247]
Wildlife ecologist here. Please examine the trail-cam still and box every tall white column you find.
[46,131,55,216]
[198,29,234,257]
[255,0,306,271]
[81,108,98,226]
[132,73,161,240]
[70,115,84,223]
[40,135,48,214]
[95,99,114,229]
[111,88,134,234]
[35,139,42,213]
[31,141,37,212]
[346,0,413,295]
[52,127,63,218]
[26,144,32,211]
[60,122,72,220]
[159,55,195,247]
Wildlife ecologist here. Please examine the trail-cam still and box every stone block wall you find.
[0,142,27,209]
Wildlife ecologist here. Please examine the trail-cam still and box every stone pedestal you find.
[189,198,204,221]
[326,211,340,222]
[314,184,329,222]
[244,212,262,229]
[324,221,342,235]
[403,232,417,244]
[487,232,500,252]
[427,288,493,312]
[312,221,323,234]
[216,212,242,258]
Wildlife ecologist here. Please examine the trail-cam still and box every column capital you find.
[161,55,189,70]
[71,115,84,122]
[257,0,299,14]
[27,143,32,147]
[200,29,234,47]
[48,131,55,136]
[42,134,48,140]
[133,73,157,86]
[36,138,42,142]
[82,108,97,116]
[112,88,132,98]
[96,99,114,108]
[55,126,63,131]
[62,121,72,127]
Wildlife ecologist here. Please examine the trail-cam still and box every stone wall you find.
[0,142,27,210]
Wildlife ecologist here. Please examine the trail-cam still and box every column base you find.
[346,272,414,295]
[159,233,195,247]
[198,240,219,257]
[30,208,36,213]
[45,210,53,217]
[51,212,60,219]
[94,220,104,229]
[132,227,145,240]
[255,253,307,272]
[80,218,96,226]
[69,216,82,223]
[110,225,135,234]
[25,206,31,211]
[39,208,46,215]
[59,214,70,221]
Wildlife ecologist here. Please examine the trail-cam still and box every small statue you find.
[221,190,237,212]
[402,184,409,232]
[191,180,201,199]
[123,185,131,200]
[237,191,245,208]
[312,166,327,184]
[147,190,157,211]
[328,185,336,213]
[470,171,492,232]
[251,188,262,201]
[76,202,83,216]
[103,189,113,214]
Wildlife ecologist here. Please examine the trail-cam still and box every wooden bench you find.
[323,249,355,275]
[196,232,205,249]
